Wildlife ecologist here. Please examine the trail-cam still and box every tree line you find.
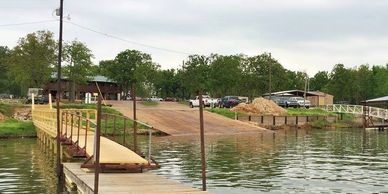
[0,30,387,104]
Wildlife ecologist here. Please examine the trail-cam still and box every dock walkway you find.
[64,163,209,194]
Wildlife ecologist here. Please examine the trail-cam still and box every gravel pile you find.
[231,97,286,115]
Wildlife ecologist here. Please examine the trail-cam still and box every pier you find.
[32,105,209,193]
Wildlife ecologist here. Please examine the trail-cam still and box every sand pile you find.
[0,112,5,121]
[231,97,286,115]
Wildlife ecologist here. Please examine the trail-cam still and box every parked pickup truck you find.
[287,97,311,108]
[189,95,219,108]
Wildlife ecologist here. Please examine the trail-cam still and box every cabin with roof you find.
[44,75,121,100]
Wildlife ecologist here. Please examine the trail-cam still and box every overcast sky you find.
[1,0,387,75]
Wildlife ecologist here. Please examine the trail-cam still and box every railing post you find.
[123,118,126,146]
[148,127,152,163]
[77,114,81,147]
[94,96,102,194]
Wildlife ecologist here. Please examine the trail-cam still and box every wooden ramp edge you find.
[63,163,211,194]
[33,121,149,165]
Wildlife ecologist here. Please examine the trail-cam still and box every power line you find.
[65,21,194,55]
[0,19,57,27]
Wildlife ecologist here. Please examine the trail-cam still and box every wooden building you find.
[44,76,121,100]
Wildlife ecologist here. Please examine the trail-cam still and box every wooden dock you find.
[64,163,210,194]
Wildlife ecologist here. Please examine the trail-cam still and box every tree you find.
[209,54,243,97]
[372,65,388,98]
[63,40,94,101]
[0,46,10,93]
[100,50,157,99]
[8,30,56,94]
[310,71,329,91]
[327,64,353,103]
[181,55,211,97]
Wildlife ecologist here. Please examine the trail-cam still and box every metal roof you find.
[365,96,388,102]
[263,90,331,97]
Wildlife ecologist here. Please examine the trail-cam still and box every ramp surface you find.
[109,101,269,136]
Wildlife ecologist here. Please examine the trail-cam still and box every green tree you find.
[372,65,388,98]
[63,40,94,101]
[0,46,10,93]
[100,50,157,99]
[209,54,243,97]
[309,71,329,91]
[181,55,211,97]
[8,30,56,94]
[327,64,353,103]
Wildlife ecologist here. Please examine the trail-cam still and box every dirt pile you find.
[12,107,32,121]
[0,112,5,121]
[231,97,286,115]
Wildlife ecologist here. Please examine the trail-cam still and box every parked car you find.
[269,96,290,107]
[189,95,218,108]
[219,96,240,108]
[287,97,311,108]
[164,97,177,102]
[149,96,163,101]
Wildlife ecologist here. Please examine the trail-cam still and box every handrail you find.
[321,104,388,120]
[101,113,155,163]
[32,108,157,164]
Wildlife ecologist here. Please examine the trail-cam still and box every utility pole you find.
[269,53,272,99]
[56,0,64,192]
[198,91,206,191]
[303,73,308,108]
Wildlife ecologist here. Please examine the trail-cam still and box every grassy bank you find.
[141,101,159,106]
[286,108,337,116]
[207,108,247,119]
[58,103,122,115]
[0,119,36,137]
[0,103,36,138]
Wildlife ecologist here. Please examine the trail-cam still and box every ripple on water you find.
[150,129,388,194]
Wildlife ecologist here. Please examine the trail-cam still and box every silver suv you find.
[287,97,311,108]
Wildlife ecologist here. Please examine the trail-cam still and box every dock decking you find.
[64,163,210,194]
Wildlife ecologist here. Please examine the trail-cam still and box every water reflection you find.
[0,139,57,194]
[149,129,388,194]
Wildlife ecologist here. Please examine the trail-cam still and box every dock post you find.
[273,116,276,126]
[198,92,207,191]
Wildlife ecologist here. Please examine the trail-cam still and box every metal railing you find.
[322,104,388,120]
[32,107,157,164]
[101,113,156,164]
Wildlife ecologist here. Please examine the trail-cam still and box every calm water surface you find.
[0,138,57,194]
[0,128,387,194]
[150,128,388,194]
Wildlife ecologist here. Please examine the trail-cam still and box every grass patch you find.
[0,119,36,137]
[0,103,15,117]
[142,101,159,106]
[58,103,122,115]
[286,108,337,116]
[207,108,247,119]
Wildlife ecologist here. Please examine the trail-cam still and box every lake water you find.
[0,128,387,194]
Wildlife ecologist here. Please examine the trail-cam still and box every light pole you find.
[56,0,64,192]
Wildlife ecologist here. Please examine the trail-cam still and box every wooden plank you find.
[63,163,211,194]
